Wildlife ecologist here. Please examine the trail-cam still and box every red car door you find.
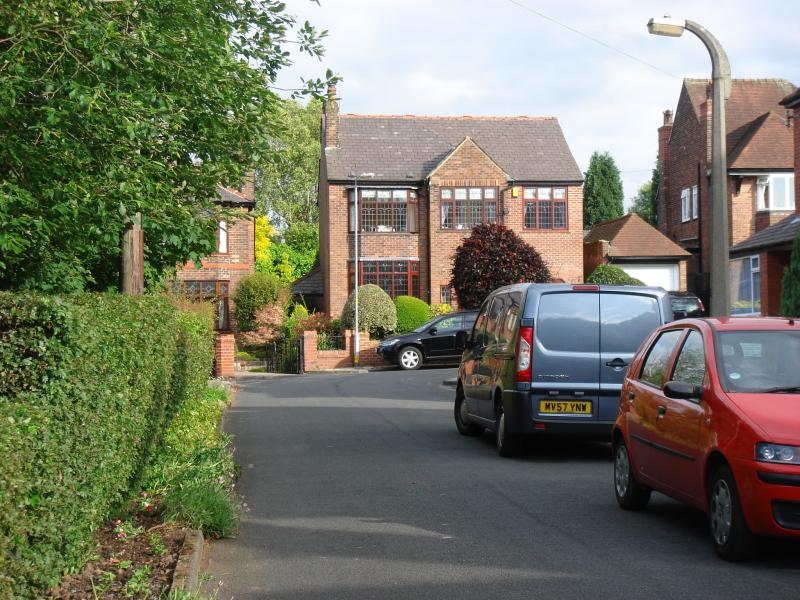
[626,329,684,486]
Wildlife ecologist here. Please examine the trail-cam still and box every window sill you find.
[521,227,570,232]
[756,208,795,213]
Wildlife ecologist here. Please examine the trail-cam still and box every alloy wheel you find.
[710,479,733,546]
[400,349,420,369]
[615,445,631,498]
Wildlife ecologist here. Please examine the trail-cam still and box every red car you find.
[613,317,800,560]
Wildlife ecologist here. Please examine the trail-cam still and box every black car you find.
[669,291,705,319]
[378,311,478,370]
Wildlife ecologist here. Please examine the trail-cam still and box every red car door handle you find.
[657,405,667,417]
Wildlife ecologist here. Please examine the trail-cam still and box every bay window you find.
[348,260,420,299]
[440,187,498,229]
[173,280,230,330]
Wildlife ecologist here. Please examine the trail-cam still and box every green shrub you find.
[283,304,309,338]
[395,296,430,333]
[340,284,397,338]
[232,272,285,331]
[0,293,214,597]
[781,233,800,317]
[429,303,453,319]
[586,264,645,286]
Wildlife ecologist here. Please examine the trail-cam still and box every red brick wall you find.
[302,330,387,370]
[215,333,236,377]
[760,250,791,316]
[657,112,673,232]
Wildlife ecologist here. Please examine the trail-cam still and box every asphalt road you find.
[205,368,800,600]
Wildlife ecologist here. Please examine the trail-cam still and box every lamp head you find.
[647,17,686,37]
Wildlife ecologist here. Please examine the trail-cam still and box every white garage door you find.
[619,263,679,291]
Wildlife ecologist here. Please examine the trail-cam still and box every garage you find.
[618,263,679,290]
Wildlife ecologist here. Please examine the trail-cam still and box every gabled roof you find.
[216,186,254,207]
[291,266,323,295]
[731,213,800,254]
[325,115,583,183]
[681,79,795,170]
[427,136,508,179]
[584,213,690,259]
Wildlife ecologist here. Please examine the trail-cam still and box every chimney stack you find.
[657,110,674,231]
[323,83,339,148]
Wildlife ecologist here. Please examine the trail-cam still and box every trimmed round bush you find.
[232,272,285,331]
[586,264,645,286]
[428,303,453,319]
[340,284,397,338]
[395,296,431,333]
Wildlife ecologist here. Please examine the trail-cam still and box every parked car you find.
[377,311,478,370]
[669,291,705,319]
[612,317,800,560]
[454,284,673,456]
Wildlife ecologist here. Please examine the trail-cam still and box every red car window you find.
[671,330,706,386]
[639,330,683,387]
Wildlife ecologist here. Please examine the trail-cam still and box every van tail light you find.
[516,326,534,382]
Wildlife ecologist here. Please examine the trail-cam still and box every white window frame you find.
[756,173,795,211]
[217,220,228,253]
[680,188,691,223]
[691,185,699,219]
[729,255,761,316]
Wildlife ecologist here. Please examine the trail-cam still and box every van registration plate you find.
[539,400,592,415]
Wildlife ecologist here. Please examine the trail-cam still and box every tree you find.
[340,284,397,338]
[629,165,660,225]
[780,234,800,317]
[256,222,319,282]
[0,0,336,292]
[450,223,551,309]
[584,151,624,228]
[256,98,323,229]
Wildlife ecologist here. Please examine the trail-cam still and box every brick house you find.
[656,78,796,314]
[318,85,584,316]
[174,182,256,330]
[584,213,690,289]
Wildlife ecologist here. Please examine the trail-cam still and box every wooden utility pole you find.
[120,212,144,294]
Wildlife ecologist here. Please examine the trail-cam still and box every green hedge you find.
[586,264,645,286]
[395,296,430,333]
[340,284,397,338]
[0,293,214,597]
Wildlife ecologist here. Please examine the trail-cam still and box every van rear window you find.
[537,293,599,353]
[600,294,660,353]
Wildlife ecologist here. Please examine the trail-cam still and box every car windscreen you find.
[717,330,800,393]
[671,297,701,312]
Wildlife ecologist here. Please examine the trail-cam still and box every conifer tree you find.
[584,151,624,228]
[780,233,800,317]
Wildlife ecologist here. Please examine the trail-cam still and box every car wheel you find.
[708,464,757,561]
[397,346,422,370]
[613,440,651,510]
[495,403,521,457]
[454,386,484,437]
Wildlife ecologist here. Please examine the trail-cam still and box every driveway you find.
[205,368,800,599]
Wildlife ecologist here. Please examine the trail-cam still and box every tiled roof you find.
[216,186,254,206]
[731,213,800,254]
[781,87,800,108]
[325,115,583,183]
[291,266,323,295]
[683,79,795,169]
[584,213,690,258]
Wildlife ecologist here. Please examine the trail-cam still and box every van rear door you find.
[599,292,662,422]
[532,291,600,421]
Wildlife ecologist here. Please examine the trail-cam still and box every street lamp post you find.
[349,172,375,367]
[648,17,732,316]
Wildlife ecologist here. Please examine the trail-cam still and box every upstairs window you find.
[217,220,228,253]
[681,188,691,223]
[523,187,567,230]
[440,187,498,230]
[349,189,418,233]
[756,174,795,211]
[691,185,699,219]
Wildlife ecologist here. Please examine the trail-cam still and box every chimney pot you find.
[663,109,673,126]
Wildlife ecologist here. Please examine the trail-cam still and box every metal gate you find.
[263,336,303,374]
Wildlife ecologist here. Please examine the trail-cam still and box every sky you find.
[276,0,800,207]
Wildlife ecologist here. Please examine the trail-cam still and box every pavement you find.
[205,367,800,600]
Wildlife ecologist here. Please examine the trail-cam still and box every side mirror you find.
[428,326,438,335]
[663,380,704,400]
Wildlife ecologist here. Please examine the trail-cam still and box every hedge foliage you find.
[780,233,800,317]
[586,264,645,286]
[0,293,214,597]
[340,284,397,338]
[394,296,430,333]
[428,303,453,319]
[232,272,285,331]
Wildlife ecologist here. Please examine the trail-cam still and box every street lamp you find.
[349,172,375,367]
[648,17,732,316]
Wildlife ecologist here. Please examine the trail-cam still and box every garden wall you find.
[302,330,386,370]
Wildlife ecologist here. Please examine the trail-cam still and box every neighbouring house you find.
[290,265,324,313]
[174,181,256,330]
[656,78,796,313]
[584,213,690,289]
[318,85,584,316]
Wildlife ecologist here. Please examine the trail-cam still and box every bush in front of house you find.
[232,272,285,331]
[450,223,551,309]
[428,303,453,319]
[781,233,800,317]
[586,264,645,286]
[394,295,430,333]
[340,284,397,338]
[0,293,215,598]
